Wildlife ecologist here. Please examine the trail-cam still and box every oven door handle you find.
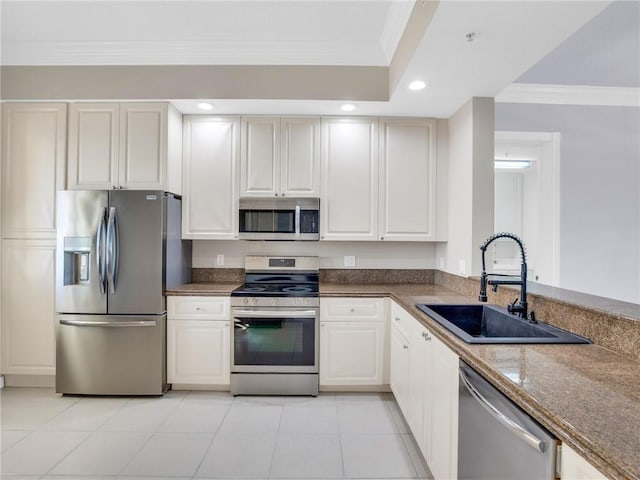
[232,309,317,319]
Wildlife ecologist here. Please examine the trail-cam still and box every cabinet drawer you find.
[167,296,230,320]
[320,298,385,322]
[390,300,414,338]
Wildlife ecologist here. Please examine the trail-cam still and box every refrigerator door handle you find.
[60,319,157,328]
[106,206,120,294]
[96,207,107,294]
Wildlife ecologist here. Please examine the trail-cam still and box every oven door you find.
[231,307,319,373]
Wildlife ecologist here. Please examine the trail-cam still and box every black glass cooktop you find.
[231,283,319,297]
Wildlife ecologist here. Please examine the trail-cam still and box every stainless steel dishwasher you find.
[458,361,560,479]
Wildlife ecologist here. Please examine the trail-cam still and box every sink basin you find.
[415,303,591,344]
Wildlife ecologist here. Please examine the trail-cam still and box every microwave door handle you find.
[295,205,301,238]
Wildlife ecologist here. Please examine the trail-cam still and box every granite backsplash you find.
[190,267,639,361]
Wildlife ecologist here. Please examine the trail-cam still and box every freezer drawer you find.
[56,314,167,395]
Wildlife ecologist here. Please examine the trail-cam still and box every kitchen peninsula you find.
[166,268,640,480]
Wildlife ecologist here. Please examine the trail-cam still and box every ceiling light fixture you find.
[408,80,427,91]
[197,102,213,111]
[494,160,533,169]
[341,103,356,112]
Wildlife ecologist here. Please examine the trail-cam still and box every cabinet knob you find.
[350,308,355,313]
[381,236,384,240]
[275,193,279,197]
[395,317,400,322]
[281,193,285,197]
[403,345,408,350]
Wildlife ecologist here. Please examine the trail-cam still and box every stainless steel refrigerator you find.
[55,190,191,395]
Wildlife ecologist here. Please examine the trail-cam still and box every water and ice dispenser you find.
[63,237,92,285]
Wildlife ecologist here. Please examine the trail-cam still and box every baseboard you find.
[320,384,391,393]
[170,383,231,391]
[4,374,55,388]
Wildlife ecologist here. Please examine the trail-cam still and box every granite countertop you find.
[323,283,639,480]
[167,281,639,480]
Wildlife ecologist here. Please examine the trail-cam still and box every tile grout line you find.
[189,393,234,479]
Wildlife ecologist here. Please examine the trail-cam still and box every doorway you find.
[494,131,561,286]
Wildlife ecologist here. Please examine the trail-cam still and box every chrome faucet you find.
[479,232,528,319]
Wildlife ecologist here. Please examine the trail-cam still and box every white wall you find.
[193,240,438,270]
[496,103,640,303]
[443,97,495,277]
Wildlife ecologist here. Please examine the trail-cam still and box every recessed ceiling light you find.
[341,103,356,112]
[408,80,427,91]
[197,102,213,111]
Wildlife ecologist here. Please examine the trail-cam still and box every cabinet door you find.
[389,321,410,416]
[1,239,56,375]
[240,117,280,197]
[407,321,427,450]
[379,118,436,241]
[2,103,66,239]
[319,321,385,386]
[67,103,119,190]
[281,117,320,197]
[561,445,608,480]
[321,117,378,240]
[425,334,459,480]
[167,320,230,385]
[119,103,167,190]
[182,116,240,239]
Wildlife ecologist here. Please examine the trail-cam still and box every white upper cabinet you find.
[241,116,319,198]
[1,103,67,239]
[182,115,240,240]
[379,118,436,241]
[67,102,182,193]
[281,117,320,196]
[320,117,379,241]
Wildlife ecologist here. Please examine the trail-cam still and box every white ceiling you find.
[0,0,616,117]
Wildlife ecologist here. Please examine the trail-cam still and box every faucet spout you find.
[478,232,528,319]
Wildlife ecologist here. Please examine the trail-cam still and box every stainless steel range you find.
[230,256,319,396]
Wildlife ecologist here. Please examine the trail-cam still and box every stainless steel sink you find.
[415,304,591,344]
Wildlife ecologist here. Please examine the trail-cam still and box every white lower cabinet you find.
[561,445,608,480]
[167,296,230,386]
[389,303,412,415]
[389,301,459,480]
[1,239,57,375]
[423,329,459,480]
[319,298,386,387]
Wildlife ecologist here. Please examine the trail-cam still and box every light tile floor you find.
[0,388,431,480]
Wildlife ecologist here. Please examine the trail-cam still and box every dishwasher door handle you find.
[459,367,547,453]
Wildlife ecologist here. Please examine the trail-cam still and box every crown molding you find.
[496,83,640,107]
[1,40,387,66]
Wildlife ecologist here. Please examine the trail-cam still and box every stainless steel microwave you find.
[238,197,320,241]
